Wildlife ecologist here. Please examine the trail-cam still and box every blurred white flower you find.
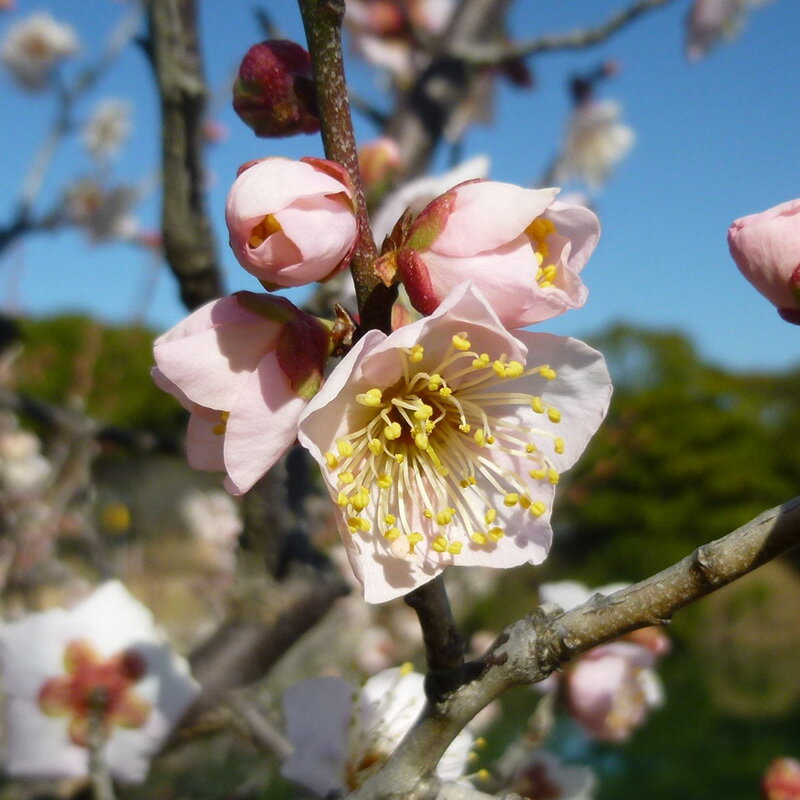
[180,489,242,574]
[501,748,596,800]
[1,12,79,90]
[282,665,473,795]
[0,581,199,783]
[82,99,132,161]
[555,100,634,189]
[370,154,490,246]
[685,0,772,60]
[64,178,140,242]
[0,423,50,494]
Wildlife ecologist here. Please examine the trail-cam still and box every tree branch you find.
[347,495,800,799]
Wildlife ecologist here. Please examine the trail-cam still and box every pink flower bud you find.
[225,157,358,288]
[388,179,599,329]
[153,292,330,495]
[358,136,402,192]
[232,40,319,138]
[728,198,800,325]
[763,758,800,800]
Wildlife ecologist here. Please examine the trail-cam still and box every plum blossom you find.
[0,423,50,494]
[538,581,668,742]
[282,665,473,795]
[500,748,596,800]
[1,12,79,90]
[153,292,330,496]
[0,581,199,783]
[358,136,402,193]
[298,284,611,603]
[763,757,800,800]
[378,180,600,330]
[727,197,800,325]
[685,0,772,60]
[225,157,357,288]
[82,99,132,161]
[64,179,140,243]
[555,100,634,190]
[180,489,242,573]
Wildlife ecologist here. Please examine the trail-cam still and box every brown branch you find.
[145,0,223,311]
[346,495,800,799]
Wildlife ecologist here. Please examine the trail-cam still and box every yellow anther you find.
[447,541,463,555]
[504,493,519,507]
[468,752,480,764]
[452,333,471,351]
[504,361,524,378]
[400,661,414,676]
[531,396,545,413]
[424,509,434,519]
[336,492,349,506]
[471,532,487,545]
[529,468,547,480]
[519,494,532,509]
[384,422,402,440]
[396,453,405,463]
[356,388,383,407]
[384,527,401,540]
[432,535,448,553]
[368,438,383,455]
[377,473,393,489]
[535,251,545,266]
[488,527,505,541]
[414,404,434,420]
[408,532,424,546]
[409,345,424,363]
[338,471,355,484]
[539,365,557,380]
[212,411,230,436]
[458,423,471,433]
[248,214,282,247]
[531,500,546,517]
[414,431,429,450]
[427,374,443,390]
[525,443,537,453]
[542,264,558,283]
[351,488,370,511]
[460,479,470,488]
[554,437,565,454]
[484,508,496,525]
[425,420,436,433]
[474,429,486,447]
[477,769,491,782]
[548,468,560,485]
[486,435,496,445]
[472,353,490,369]
[436,509,453,526]
[336,438,354,458]
[439,386,453,397]
[474,737,487,749]
[492,360,507,377]
[324,451,340,468]
[347,517,370,533]
[384,514,396,525]
[547,407,561,423]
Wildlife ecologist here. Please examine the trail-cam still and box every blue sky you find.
[0,0,798,372]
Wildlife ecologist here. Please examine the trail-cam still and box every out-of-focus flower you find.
[555,100,634,189]
[153,292,330,496]
[538,581,667,741]
[82,99,132,161]
[282,665,473,795]
[0,581,199,783]
[371,154,490,247]
[180,490,242,573]
[226,157,357,288]
[501,749,596,800]
[232,40,319,138]
[763,757,800,800]
[1,12,79,90]
[685,0,772,60]
[298,283,611,602]
[0,424,50,493]
[358,136,402,194]
[64,179,140,243]
[202,117,228,144]
[728,198,800,325]
[379,180,599,329]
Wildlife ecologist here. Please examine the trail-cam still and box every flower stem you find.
[297,0,395,334]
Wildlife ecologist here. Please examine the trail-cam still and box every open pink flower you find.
[728,198,800,325]
[379,180,600,329]
[225,157,357,287]
[153,292,329,495]
[298,283,611,602]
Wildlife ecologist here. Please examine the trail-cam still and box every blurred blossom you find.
[64,179,140,242]
[1,11,79,90]
[202,117,228,144]
[282,665,473,795]
[555,100,634,189]
[501,749,596,800]
[180,489,242,573]
[82,99,132,161]
[371,154,490,247]
[358,136,402,193]
[685,0,772,60]
[0,420,50,494]
[0,581,199,783]
[763,758,800,800]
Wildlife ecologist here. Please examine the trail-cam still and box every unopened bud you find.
[232,40,319,138]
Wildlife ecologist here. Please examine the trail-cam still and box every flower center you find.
[323,332,566,559]
[525,216,559,289]
[247,213,282,248]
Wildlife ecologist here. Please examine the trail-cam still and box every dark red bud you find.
[397,248,438,315]
[233,40,320,138]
